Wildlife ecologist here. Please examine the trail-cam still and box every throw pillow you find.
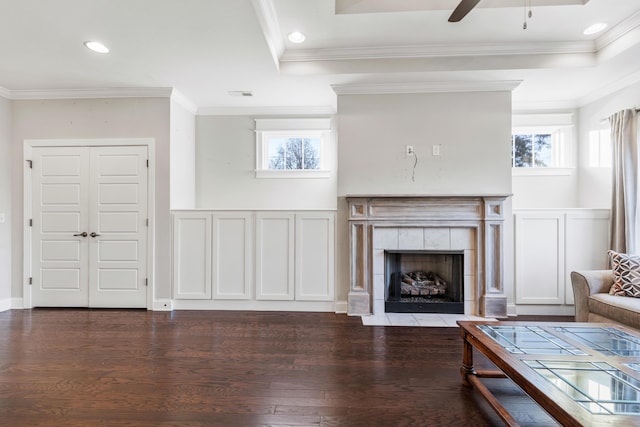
[608,250,640,297]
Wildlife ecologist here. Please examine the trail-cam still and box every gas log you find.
[400,271,447,297]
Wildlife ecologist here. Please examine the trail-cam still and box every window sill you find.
[512,167,575,177]
[255,169,331,179]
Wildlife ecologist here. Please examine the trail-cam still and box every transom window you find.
[512,113,574,174]
[512,133,552,167]
[255,118,332,178]
[266,133,321,171]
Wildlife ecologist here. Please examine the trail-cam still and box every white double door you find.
[31,145,148,308]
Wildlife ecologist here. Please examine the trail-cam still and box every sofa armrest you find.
[570,270,614,322]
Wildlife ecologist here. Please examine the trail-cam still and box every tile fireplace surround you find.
[347,195,509,318]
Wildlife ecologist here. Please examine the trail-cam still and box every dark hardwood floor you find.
[0,309,562,426]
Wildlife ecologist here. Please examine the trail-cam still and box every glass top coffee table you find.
[457,321,640,426]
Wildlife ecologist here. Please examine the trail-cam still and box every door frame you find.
[23,138,156,309]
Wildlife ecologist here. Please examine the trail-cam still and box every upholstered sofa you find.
[571,270,640,330]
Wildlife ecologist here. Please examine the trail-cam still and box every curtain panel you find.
[609,109,639,254]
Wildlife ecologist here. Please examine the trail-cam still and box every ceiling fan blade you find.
[448,0,481,22]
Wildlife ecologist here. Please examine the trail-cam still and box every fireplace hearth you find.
[385,250,464,313]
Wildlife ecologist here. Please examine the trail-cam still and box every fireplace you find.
[385,250,464,313]
[346,195,509,318]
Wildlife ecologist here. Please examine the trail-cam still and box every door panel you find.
[32,148,90,306]
[31,145,148,308]
[89,146,148,307]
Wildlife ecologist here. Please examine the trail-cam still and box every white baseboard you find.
[507,303,518,317]
[335,300,348,314]
[513,305,576,316]
[152,299,173,311]
[0,298,11,312]
[172,299,336,312]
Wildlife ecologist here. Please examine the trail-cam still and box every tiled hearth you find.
[346,195,509,318]
[361,312,495,327]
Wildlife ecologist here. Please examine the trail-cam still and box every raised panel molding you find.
[295,213,335,301]
[212,213,252,300]
[255,213,295,300]
[514,209,610,309]
[515,212,565,305]
[172,212,212,300]
[172,210,337,311]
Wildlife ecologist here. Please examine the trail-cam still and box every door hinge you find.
[29,277,32,285]
[29,219,33,227]
[145,278,148,287]
[146,218,149,227]
[146,159,149,168]
[26,160,33,169]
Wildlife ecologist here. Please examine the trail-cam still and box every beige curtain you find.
[609,109,639,253]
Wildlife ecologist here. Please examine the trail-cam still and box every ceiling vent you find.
[228,91,253,97]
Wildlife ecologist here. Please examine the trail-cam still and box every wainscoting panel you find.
[514,209,610,309]
[564,210,610,305]
[172,212,212,300]
[515,212,565,304]
[212,213,252,300]
[295,213,335,301]
[255,213,295,301]
[172,210,337,311]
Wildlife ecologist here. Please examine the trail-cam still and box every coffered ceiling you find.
[1,0,639,112]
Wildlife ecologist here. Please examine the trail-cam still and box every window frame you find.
[255,118,332,179]
[512,113,575,176]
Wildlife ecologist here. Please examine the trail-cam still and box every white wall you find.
[335,91,514,306]
[578,80,640,208]
[170,98,196,209]
[10,98,172,303]
[195,116,337,210]
[337,92,513,196]
[512,173,578,209]
[0,96,11,308]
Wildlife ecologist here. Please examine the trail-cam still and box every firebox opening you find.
[385,250,464,314]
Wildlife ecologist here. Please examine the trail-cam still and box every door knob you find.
[73,232,88,237]
[90,232,101,238]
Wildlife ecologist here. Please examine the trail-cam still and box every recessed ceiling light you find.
[287,31,306,44]
[83,41,109,54]
[583,23,607,35]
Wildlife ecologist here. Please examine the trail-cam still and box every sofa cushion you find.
[588,293,640,330]
[608,250,640,297]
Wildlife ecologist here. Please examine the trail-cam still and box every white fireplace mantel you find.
[346,195,509,318]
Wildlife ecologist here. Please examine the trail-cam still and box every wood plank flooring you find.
[0,309,561,426]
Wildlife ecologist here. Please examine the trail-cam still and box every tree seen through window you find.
[512,134,552,167]
[268,136,321,170]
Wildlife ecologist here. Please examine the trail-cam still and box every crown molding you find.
[595,9,640,51]
[251,0,285,70]
[6,87,174,100]
[331,81,522,95]
[197,105,336,116]
[281,41,594,62]
[335,0,588,14]
[512,100,579,111]
[170,89,198,115]
[0,86,10,99]
[577,68,640,107]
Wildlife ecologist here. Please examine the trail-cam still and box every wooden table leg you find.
[460,329,476,387]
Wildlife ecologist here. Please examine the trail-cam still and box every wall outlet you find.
[405,145,414,156]
[432,144,441,156]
